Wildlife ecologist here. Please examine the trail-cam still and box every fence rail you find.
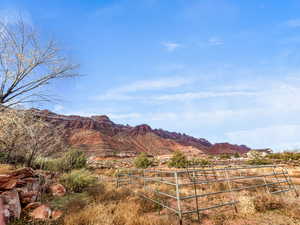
[115,165,298,225]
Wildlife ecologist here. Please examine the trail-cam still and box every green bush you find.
[134,153,153,168]
[0,151,7,163]
[61,149,87,172]
[168,151,188,168]
[32,157,63,171]
[233,152,241,158]
[60,169,97,193]
[33,149,87,172]
[219,154,231,160]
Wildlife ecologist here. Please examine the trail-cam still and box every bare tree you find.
[0,109,66,166]
[0,18,78,108]
[0,109,27,162]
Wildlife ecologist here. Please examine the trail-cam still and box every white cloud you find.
[154,91,258,101]
[108,113,141,119]
[161,42,181,52]
[53,104,64,112]
[286,19,300,28]
[208,37,223,46]
[226,125,300,150]
[95,76,193,101]
[115,77,191,93]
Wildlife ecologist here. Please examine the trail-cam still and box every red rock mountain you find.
[31,109,250,157]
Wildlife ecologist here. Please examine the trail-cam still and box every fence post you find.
[225,168,238,213]
[283,167,299,197]
[143,169,146,188]
[116,170,119,188]
[175,172,183,225]
[263,176,270,194]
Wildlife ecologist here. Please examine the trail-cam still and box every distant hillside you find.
[30,109,250,158]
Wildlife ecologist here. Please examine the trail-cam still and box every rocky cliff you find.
[31,109,250,157]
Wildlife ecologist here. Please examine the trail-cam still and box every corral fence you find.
[116,165,298,225]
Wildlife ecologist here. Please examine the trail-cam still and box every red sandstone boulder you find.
[49,183,66,197]
[23,202,42,211]
[0,175,17,190]
[30,205,51,220]
[17,177,41,204]
[1,190,21,220]
[0,198,6,225]
[51,210,63,220]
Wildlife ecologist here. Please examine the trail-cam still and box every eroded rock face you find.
[31,109,213,156]
[209,143,251,154]
[30,108,251,157]
[49,183,66,197]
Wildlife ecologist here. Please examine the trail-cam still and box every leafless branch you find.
[0,18,78,107]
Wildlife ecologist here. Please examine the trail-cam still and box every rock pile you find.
[0,168,63,224]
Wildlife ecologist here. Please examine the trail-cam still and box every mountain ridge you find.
[31,109,251,157]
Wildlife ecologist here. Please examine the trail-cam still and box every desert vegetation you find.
[0,15,299,225]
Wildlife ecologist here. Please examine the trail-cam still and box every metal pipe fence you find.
[115,165,298,225]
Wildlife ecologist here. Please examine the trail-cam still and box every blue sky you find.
[2,0,300,150]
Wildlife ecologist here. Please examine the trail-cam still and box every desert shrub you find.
[189,158,212,166]
[134,153,153,168]
[60,149,87,172]
[32,149,87,172]
[87,183,132,202]
[48,192,90,212]
[60,169,97,193]
[168,151,188,168]
[268,152,300,161]
[32,157,62,171]
[247,157,271,165]
[219,154,231,160]
[0,151,7,163]
[253,194,284,212]
[233,152,241,158]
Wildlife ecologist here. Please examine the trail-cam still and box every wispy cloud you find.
[53,104,64,112]
[95,76,193,101]
[161,42,181,52]
[285,19,300,28]
[154,91,257,101]
[208,37,224,46]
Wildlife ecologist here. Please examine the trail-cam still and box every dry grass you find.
[60,177,300,225]
[64,183,177,225]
